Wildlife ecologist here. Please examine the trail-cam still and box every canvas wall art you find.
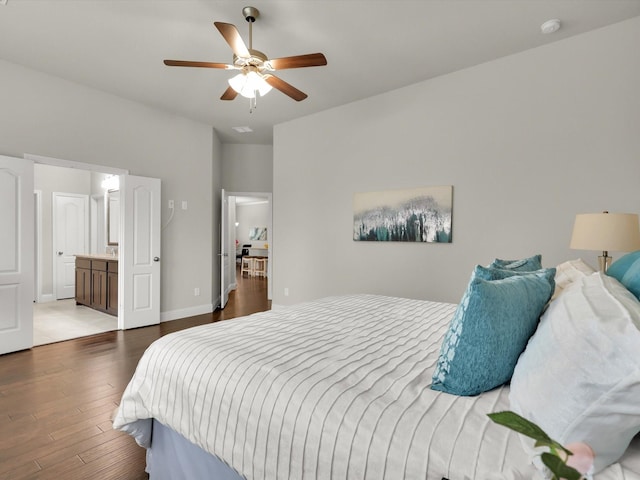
[353,185,453,242]
[249,227,268,241]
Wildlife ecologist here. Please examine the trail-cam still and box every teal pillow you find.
[607,250,640,300]
[475,264,556,282]
[431,266,555,396]
[490,254,542,272]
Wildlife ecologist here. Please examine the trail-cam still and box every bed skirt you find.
[147,419,245,480]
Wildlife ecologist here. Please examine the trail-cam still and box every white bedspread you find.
[113,294,639,480]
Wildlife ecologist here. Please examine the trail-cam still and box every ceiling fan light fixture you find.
[228,70,272,98]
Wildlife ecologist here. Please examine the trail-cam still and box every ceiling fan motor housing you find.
[233,49,271,71]
[243,6,259,23]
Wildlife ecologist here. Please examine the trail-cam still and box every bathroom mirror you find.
[107,189,120,246]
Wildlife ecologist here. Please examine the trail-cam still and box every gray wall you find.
[0,59,221,320]
[222,143,273,193]
[273,17,640,306]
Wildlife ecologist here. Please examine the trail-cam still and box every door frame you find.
[26,154,129,321]
[220,189,231,309]
[224,191,273,301]
[34,190,43,303]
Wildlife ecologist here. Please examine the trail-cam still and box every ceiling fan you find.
[163,6,327,106]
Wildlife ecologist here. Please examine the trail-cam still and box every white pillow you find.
[551,258,595,299]
[509,272,640,473]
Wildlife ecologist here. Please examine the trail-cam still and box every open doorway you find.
[33,163,121,345]
[30,155,162,345]
[221,191,272,310]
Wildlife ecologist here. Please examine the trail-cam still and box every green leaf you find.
[535,439,574,458]
[541,452,582,480]
[488,411,553,444]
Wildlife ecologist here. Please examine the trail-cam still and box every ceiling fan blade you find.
[164,60,230,69]
[264,75,308,101]
[269,53,327,70]
[214,22,250,58]
[221,86,238,101]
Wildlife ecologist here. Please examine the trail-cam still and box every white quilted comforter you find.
[113,294,639,480]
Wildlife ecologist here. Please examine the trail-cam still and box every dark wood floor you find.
[0,269,269,479]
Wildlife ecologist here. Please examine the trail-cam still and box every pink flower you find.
[565,442,595,477]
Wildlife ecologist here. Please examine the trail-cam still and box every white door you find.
[220,189,230,309]
[53,193,88,299]
[120,175,161,329]
[0,155,34,355]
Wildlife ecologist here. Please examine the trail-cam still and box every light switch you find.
[182,201,188,210]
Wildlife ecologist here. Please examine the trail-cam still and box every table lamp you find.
[569,211,640,272]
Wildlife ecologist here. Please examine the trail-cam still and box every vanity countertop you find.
[75,254,118,261]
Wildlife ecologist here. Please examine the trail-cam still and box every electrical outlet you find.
[194,287,200,296]
[284,287,289,296]
[168,199,174,209]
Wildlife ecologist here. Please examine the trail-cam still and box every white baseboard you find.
[161,303,214,322]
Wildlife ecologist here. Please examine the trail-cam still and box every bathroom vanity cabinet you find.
[75,255,118,316]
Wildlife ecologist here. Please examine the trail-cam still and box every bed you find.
[113,257,640,480]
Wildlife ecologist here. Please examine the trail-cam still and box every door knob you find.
[57,251,63,256]
[153,257,160,262]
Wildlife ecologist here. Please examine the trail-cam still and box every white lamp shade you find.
[570,213,640,252]
[228,71,273,98]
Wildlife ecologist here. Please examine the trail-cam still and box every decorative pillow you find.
[607,250,640,300]
[430,266,555,396]
[490,254,542,272]
[509,272,640,473]
[552,258,596,299]
[475,264,556,282]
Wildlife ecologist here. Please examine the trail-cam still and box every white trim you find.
[160,303,214,323]
[24,153,129,176]
[34,190,43,303]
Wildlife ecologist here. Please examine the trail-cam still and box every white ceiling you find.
[1,1,639,145]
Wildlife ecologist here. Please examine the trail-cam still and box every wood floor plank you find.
[0,271,268,479]
[35,428,122,471]
[0,459,42,479]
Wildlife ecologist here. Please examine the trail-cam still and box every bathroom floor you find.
[33,299,118,346]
